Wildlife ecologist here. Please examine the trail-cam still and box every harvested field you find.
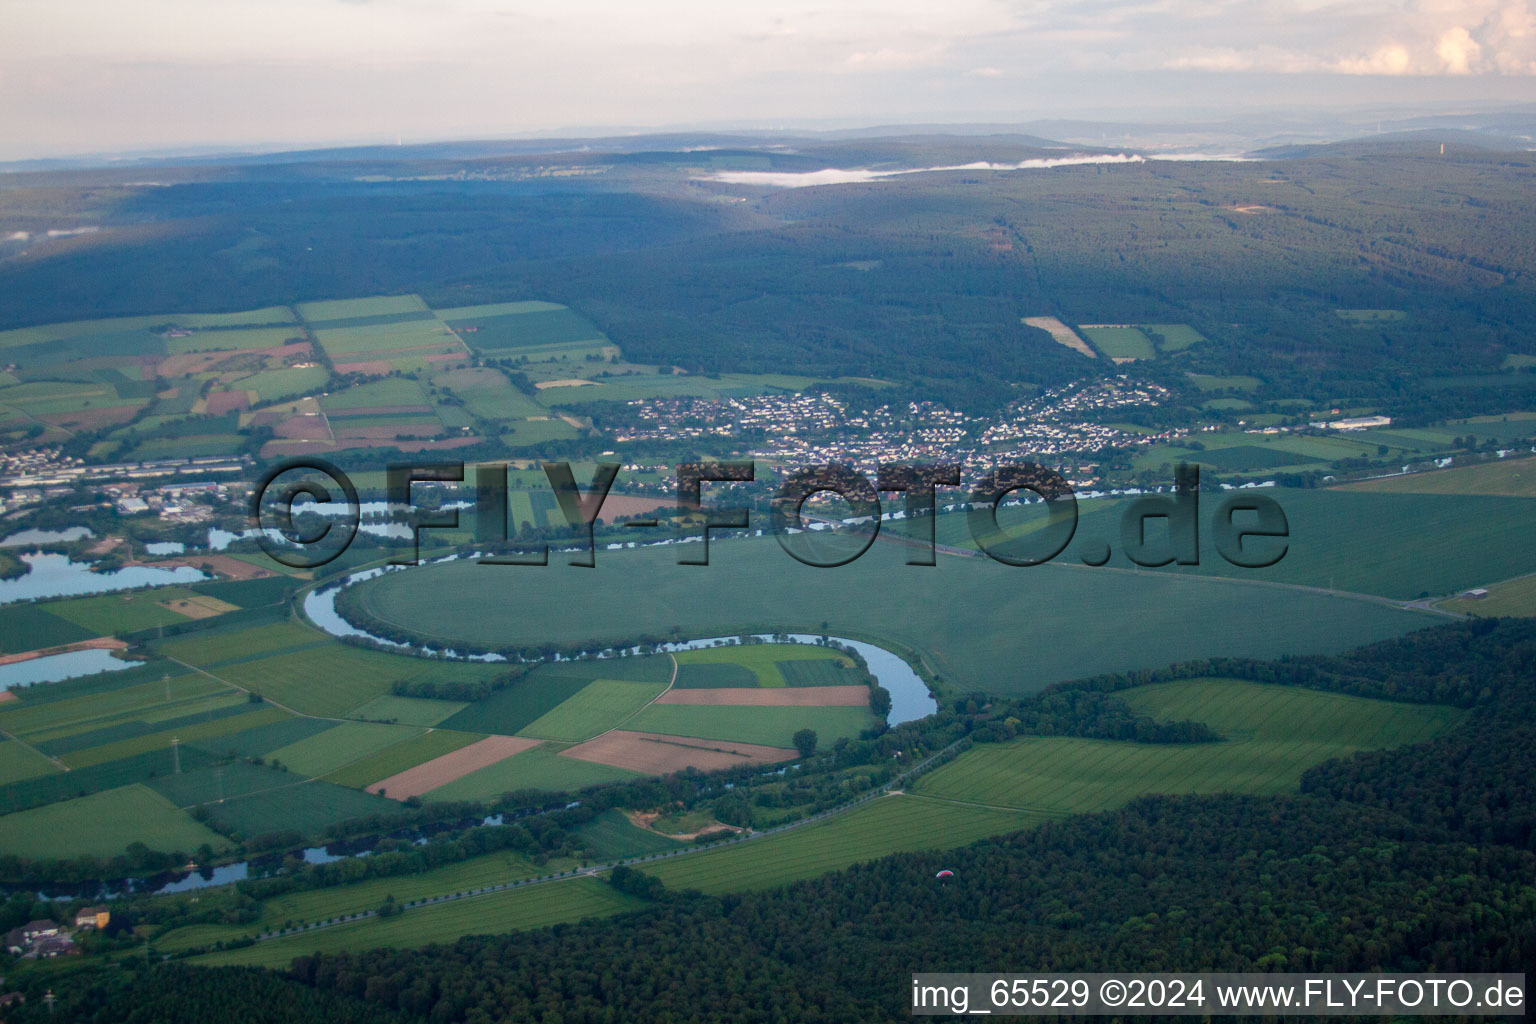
[597,494,672,519]
[40,405,141,429]
[655,685,870,707]
[204,391,252,415]
[147,555,277,580]
[159,595,239,620]
[535,379,596,389]
[273,415,331,440]
[332,424,443,441]
[1022,316,1096,358]
[333,360,393,376]
[325,404,434,417]
[561,730,796,775]
[367,735,541,799]
[388,436,481,452]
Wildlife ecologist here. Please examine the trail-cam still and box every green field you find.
[348,694,469,727]
[517,680,668,742]
[235,366,329,402]
[460,387,548,420]
[576,809,684,859]
[1337,455,1536,498]
[0,673,231,745]
[42,590,200,635]
[266,722,425,777]
[204,781,401,840]
[424,742,639,801]
[0,604,95,653]
[917,678,1461,811]
[645,795,1035,895]
[0,739,60,786]
[448,307,607,354]
[1188,373,1262,391]
[296,295,429,323]
[1441,575,1536,617]
[323,727,484,788]
[157,847,548,952]
[171,629,504,718]
[197,877,646,967]
[672,644,849,687]
[349,525,1430,698]
[1080,326,1156,361]
[1143,324,1206,352]
[626,705,876,749]
[318,378,427,410]
[0,784,228,859]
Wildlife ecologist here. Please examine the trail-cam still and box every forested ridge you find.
[11,618,1535,1022]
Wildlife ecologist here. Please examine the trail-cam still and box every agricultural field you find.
[1079,326,1156,361]
[1187,372,1262,391]
[0,738,60,786]
[624,704,876,749]
[934,487,1536,600]
[203,781,401,839]
[156,847,550,952]
[423,741,640,802]
[349,524,1431,699]
[366,735,538,799]
[576,808,685,859]
[161,622,505,718]
[348,694,469,727]
[324,727,485,788]
[1142,323,1206,352]
[916,678,1460,811]
[644,794,1037,895]
[197,877,647,967]
[516,680,669,742]
[1336,454,1536,497]
[0,783,228,859]
[672,644,854,687]
[1441,575,1536,617]
[265,722,427,777]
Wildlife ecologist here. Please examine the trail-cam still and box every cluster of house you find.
[2,907,109,959]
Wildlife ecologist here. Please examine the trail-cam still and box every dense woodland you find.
[3,140,1535,419]
[6,618,1533,1022]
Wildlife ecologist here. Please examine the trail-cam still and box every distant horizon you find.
[3,93,1535,169]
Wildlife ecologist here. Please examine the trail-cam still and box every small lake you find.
[0,648,135,690]
[1,527,93,547]
[0,554,207,606]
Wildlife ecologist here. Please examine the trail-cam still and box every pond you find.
[0,648,136,690]
[0,554,207,606]
[1,527,94,547]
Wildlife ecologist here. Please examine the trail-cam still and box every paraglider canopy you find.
[935,870,954,879]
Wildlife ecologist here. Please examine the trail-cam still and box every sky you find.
[1,0,1534,159]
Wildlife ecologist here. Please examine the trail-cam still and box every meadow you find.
[672,644,851,687]
[643,795,1038,895]
[422,742,639,802]
[916,678,1460,811]
[1080,326,1155,361]
[0,784,228,859]
[516,680,668,742]
[625,705,875,749]
[1336,454,1536,498]
[197,877,644,967]
[351,526,1429,698]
